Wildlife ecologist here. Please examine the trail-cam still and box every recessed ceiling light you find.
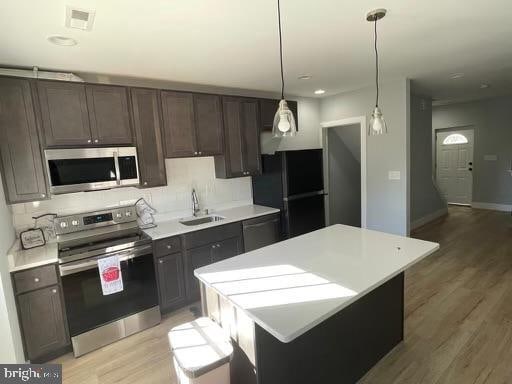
[480,83,490,89]
[314,89,325,95]
[450,73,465,79]
[47,35,77,46]
[298,75,312,80]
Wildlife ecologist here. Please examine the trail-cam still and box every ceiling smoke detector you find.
[66,6,96,31]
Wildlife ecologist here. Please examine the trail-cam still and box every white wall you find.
[11,157,252,232]
[433,96,512,208]
[0,175,24,363]
[320,78,411,236]
[410,95,446,227]
[261,97,321,154]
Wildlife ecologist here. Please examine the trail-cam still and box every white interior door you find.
[436,129,474,205]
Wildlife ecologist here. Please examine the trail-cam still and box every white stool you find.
[169,317,233,384]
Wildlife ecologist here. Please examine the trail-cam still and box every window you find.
[443,133,468,145]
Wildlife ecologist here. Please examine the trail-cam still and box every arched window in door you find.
[443,133,468,145]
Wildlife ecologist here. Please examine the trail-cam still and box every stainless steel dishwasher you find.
[242,213,281,252]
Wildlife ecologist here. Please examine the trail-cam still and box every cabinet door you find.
[212,236,243,263]
[161,91,196,157]
[156,253,186,312]
[185,244,213,301]
[194,94,223,155]
[86,85,133,145]
[37,81,92,147]
[241,99,261,176]
[131,88,166,188]
[18,285,69,361]
[0,78,48,203]
[259,98,279,132]
[220,97,244,177]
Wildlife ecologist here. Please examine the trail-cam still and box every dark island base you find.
[230,272,404,384]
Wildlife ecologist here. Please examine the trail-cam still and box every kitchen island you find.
[195,224,439,384]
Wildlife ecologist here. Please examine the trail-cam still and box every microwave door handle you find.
[114,151,121,185]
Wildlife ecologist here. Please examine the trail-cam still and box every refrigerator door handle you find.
[283,190,325,201]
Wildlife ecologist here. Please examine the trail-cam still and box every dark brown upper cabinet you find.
[38,81,133,147]
[0,78,49,203]
[161,91,224,158]
[37,81,92,147]
[194,94,224,156]
[215,96,261,178]
[86,84,133,145]
[259,98,298,132]
[130,88,166,188]
[161,91,196,157]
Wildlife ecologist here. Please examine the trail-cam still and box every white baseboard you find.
[471,202,512,212]
[411,207,448,230]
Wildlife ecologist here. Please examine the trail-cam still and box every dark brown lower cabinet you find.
[156,253,187,313]
[17,285,70,362]
[184,244,213,301]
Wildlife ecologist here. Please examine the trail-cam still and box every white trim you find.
[471,202,512,212]
[411,207,448,230]
[320,116,367,228]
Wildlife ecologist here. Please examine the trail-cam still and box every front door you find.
[436,129,474,205]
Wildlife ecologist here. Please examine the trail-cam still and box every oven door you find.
[60,244,157,337]
[45,147,140,194]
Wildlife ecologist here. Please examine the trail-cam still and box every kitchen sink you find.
[179,215,225,226]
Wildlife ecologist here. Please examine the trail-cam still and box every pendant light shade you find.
[367,8,387,136]
[273,100,296,137]
[272,0,297,137]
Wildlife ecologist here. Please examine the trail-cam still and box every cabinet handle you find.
[143,182,148,186]
[166,245,172,249]
[159,259,164,264]
[94,139,99,143]
[199,152,202,155]
[194,151,198,155]
[87,139,91,143]
[41,194,46,198]
[51,288,57,294]
[34,277,40,283]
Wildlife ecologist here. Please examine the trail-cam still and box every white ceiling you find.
[1,0,512,102]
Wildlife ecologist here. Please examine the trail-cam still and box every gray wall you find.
[0,175,24,363]
[321,78,411,236]
[433,96,512,206]
[410,95,446,223]
[328,125,361,227]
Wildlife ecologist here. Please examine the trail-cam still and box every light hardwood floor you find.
[53,206,512,383]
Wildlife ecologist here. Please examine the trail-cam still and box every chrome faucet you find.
[191,189,200,217]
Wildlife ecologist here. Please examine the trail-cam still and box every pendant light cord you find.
[374,18,379,108]
[278,0,285,100]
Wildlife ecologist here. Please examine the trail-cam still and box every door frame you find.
[320,116,367,228]
[433,125,475,206]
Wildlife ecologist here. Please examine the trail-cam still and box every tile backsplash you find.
[10,157,252,234]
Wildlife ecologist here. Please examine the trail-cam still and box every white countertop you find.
[7,204,279,272]
[7,241,59,273]
[142,204,280,240]
[195,224,439,343]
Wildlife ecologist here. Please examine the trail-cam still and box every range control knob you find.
[125,211,132,217]
[116,213,123,219]
[71,220,79,226]
[60,222,68,228]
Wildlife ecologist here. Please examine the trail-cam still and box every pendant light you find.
[272,0,297,137]
[367,9,387,136]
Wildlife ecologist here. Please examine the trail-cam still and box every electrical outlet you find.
[388,171,401,180]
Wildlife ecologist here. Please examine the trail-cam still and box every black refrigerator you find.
[252,149,326,239]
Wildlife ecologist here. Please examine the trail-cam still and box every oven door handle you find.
[59,244,152,276]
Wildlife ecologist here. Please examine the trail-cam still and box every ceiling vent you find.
[65,6,95,31]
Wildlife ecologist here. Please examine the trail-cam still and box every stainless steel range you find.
[56,206,160,357]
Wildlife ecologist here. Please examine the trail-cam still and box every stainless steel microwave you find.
[44,147,140,194]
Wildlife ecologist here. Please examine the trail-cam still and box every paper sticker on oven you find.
[98,255,124,295]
